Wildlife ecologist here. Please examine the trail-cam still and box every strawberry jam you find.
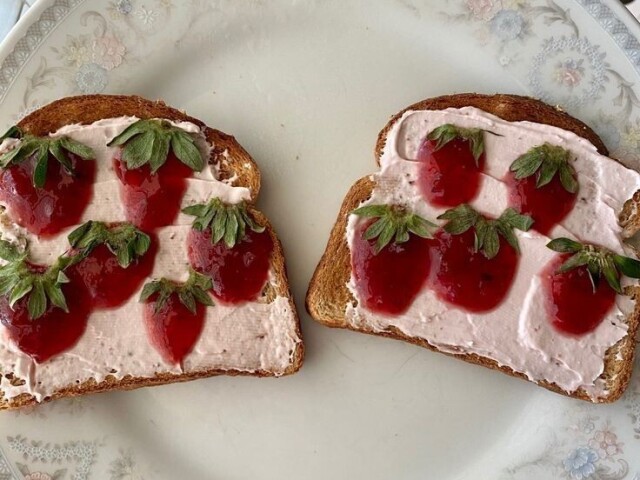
[144,293,205,365]
[351,221,431,315]
[114,152,192,230]
[0,153,96,237]
[542,254,616,335]
[0,266,93,363]
[417,137,484,207]
[428,229,518,312]
[66,237,158,309]
[506,172,577,235]
[187,227,274,304]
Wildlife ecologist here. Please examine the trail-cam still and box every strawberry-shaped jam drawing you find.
[0,241,92,363]
[506,143,579,235]
[109,119,205,230]
[350,204,436,315]
[417,124,487,207]
[65,221,156,309]
[543,238,640,335]
[0,126,96,237]
[430,205,533,312]
[183,199,274,305]
[140,271,214,365]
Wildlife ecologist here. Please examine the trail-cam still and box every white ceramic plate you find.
[0,1,639,479]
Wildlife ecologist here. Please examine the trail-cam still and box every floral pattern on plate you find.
[438,0,640,167]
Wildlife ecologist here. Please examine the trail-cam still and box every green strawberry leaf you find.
[438,205,533,259]
[426,124,487,165]
[183,198,265,249]
[547,238,640,295]
[67,221,152,268]
[140,270,214,314]
[509,143,578,194]
[109,119,205,173]
[0,132,95,188]
[352,203,436,254]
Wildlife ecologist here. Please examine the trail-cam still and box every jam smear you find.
[0,265,93,363]
[66,235,158,309]
[114,152,192,230]
[428,229,518,312]
[542,253,616,335]
[143,292,205,365]
[187,227,273,305]
[351,221,432,315]
[506,172,577,235]
[0,153,96,237]
[417,137,484,207]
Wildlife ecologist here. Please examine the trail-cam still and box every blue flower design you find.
[490,9,525,41]
[75,63,108,94]
[117,0,133,15]
[563,448,598,480]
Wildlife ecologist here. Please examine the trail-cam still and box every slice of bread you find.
[0,95,304,410]
[306,93,640,403]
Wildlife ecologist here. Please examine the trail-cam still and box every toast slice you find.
[0,95,304,410]
[306,93,640,403]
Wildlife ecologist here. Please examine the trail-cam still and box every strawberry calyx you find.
[182,198,265,249]
[139,270,214,314]
[0,239,74,320]
[352,204,437,254]
[547,238,640,294]
[438,204,533,259]
[108,119,204,173]
[509,143,578,194]
[426,124,487,165]
[67,221,151,268]
[0,126,95,188]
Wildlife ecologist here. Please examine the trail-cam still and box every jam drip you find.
[417,137,484,207]
[506,172,577,235]
[187,227,273,304]
[428,229,518,313]
[351,221,431,315]
[114,152,192,231]
[542,254,616,335]
[0,153,96,237]
[143,293,206,365]
[66,234,158,309]
[0,264,93,363]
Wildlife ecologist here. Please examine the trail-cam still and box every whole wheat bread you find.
[0,95,304,410]
[306,93,640,403]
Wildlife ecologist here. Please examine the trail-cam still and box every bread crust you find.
[0,95,303,410]
[306,93,638,403]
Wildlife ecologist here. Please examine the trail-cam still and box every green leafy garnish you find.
[426,124,487,165]
[352,204,437,254]
[0,126,22,143]
[0,241,74,320]
[108,119,204,173]
[182,198,265,249]
[509,143,578,194]
[547,238,640,294]
[0,127,94,188]
[67,221,151,268]
[139,270,214,314]
[438,204,533,259]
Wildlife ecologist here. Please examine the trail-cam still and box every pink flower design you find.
[92,35,126,70]
[24,473,53,480]
[588,427,623,459]
[465,0,497,20]
[553,59,585,89]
